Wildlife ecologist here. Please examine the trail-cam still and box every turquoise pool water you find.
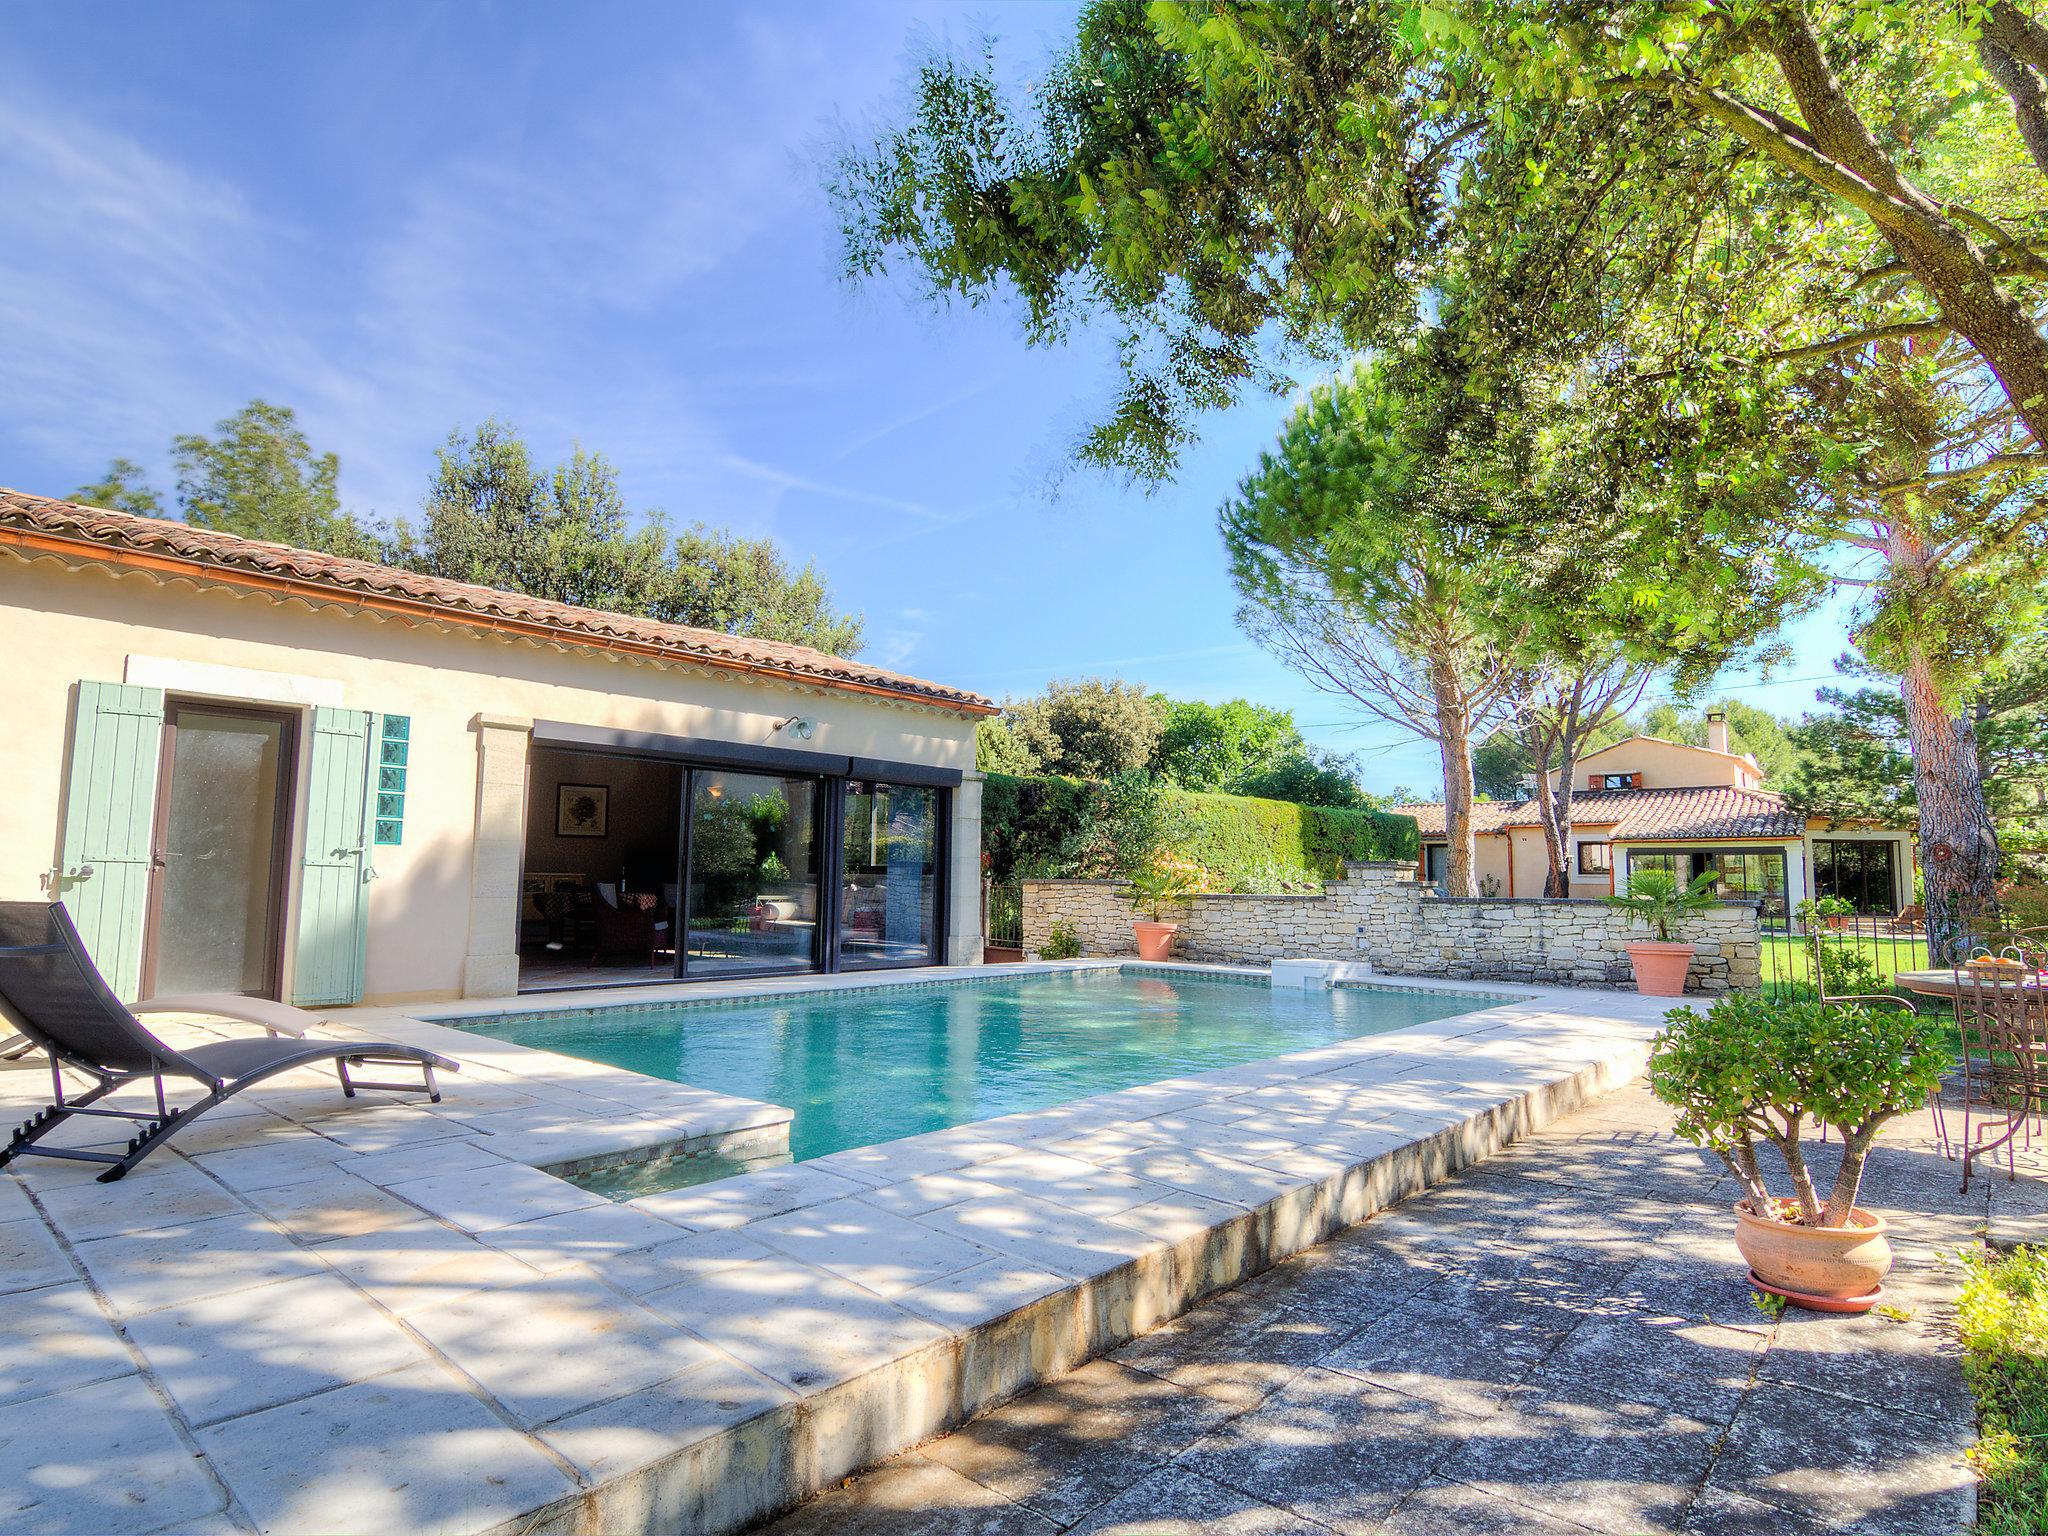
[463,970,1501,1187]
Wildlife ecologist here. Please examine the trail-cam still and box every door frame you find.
[140,698,302,1001]
[676,764,830,982]
[1811,836,1902,915]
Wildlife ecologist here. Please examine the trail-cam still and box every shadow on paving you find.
[750,1082,1986,1536]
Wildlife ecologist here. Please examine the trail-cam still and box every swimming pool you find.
[461,969,1506,1188]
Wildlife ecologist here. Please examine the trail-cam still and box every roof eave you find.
[0,522,999,717]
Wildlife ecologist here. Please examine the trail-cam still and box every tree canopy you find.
[71,406,867,657]
[1152,697,1309,792]
[996,677,1168,780]
[72,458,165,519]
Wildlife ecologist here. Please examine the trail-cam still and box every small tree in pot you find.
[1650,994,1951,1310]
[1604,867,1722,996]
[1126,860,1200,961]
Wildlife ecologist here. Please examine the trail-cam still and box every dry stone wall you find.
[1023,861,1761,993]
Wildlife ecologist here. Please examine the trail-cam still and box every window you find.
[1576,841,1611,874]
[1703,849,1790,926]
[1625,849,1679,883]
[1588,772,1643,791]
[1423,844,1448,885]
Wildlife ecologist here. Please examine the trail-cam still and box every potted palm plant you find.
[1126,861,1200,961]
[1650,994,1949,1309]
[1605,867,1722,996]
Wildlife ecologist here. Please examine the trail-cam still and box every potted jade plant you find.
[1126,860,1200,961]
[1605,867,1722,996]
[1650,994,1950,1310]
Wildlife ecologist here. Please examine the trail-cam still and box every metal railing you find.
[1757,896,2021,1002]
[984,879,1022,952]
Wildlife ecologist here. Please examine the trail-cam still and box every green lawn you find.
[1960,1245,2048,1533]
[1759,932,1931,998]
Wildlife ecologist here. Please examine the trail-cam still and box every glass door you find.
[682,770,822,977]
[838,781,940,968]
[143,704,298,998]
[1814,840,1899,914]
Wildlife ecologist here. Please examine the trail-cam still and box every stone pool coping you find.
[1,966,1684,1536]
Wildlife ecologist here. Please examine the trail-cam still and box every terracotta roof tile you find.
[0,489,994,714]
[1398,785,1808,841]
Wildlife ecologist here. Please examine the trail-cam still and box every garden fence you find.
[1757,895,2023,1003]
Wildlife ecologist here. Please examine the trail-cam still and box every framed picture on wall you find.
[557,783,608,838]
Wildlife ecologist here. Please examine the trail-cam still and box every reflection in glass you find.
[685,772,820,975]
[1705,850,1789,927]
[839,782,938,968]
[156,711,287,996]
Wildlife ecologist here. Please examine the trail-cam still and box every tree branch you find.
[1872,449,2048,494]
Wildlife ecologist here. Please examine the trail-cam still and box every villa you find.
[1399,716,1918,921]
[0,489,993,1006]
[0,493,1986,1536]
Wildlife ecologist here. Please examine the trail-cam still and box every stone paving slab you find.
[757,1080,1987,1536]
[0,968,1684,1535]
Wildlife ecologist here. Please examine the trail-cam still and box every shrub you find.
[1957,1245,2048,1531]
[1815,941,1888,997]
[1227,858,1327,894]
[1039,920,1082,960]
[1649,994,1951,1227]
[980,773,1418,889]
[1155,789,1416,883]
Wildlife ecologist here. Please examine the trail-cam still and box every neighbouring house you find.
[0,489,993,1005]
[1398,714,1917,924]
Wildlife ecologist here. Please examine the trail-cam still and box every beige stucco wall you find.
[1554,737,1759,791]
[0,554,983,1003]
[1464,834,1514,894]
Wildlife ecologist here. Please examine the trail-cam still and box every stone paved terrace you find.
[0,967,1673,1536]
[757,1079,1998,1536]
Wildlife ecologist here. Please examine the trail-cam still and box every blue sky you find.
[0,2,1864,794]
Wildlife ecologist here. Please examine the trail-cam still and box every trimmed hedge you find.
[981,771,1418,887]
[1172,789,1420,880]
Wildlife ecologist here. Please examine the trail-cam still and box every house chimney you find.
[1705,710,1729,756]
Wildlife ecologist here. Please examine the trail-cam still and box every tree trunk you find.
[1902,648,2002,957]
[1535,793,1568,897]
[1430,648,1480,898]
[1822,1125,1878,1228]
[1882,515,2004,958]
[1541,748,1579,897]
[1723,1135,1773,1209]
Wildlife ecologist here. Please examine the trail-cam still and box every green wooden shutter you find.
[56,682,167,1003]
[291,707,375,1006]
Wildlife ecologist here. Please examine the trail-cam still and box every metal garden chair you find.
[1949,928,2048,1191]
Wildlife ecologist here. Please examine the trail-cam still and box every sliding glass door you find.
[519,742,952,990]
[1813,839,1900,915]
[683,771,823,977]
[839,780,940,968]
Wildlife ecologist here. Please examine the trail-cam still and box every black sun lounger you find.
[0,901,456,1183]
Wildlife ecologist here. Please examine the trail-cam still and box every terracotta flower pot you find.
[1132,921,1179,961]
[1625,939,1696,996]
[1734,1201,1892,1309]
